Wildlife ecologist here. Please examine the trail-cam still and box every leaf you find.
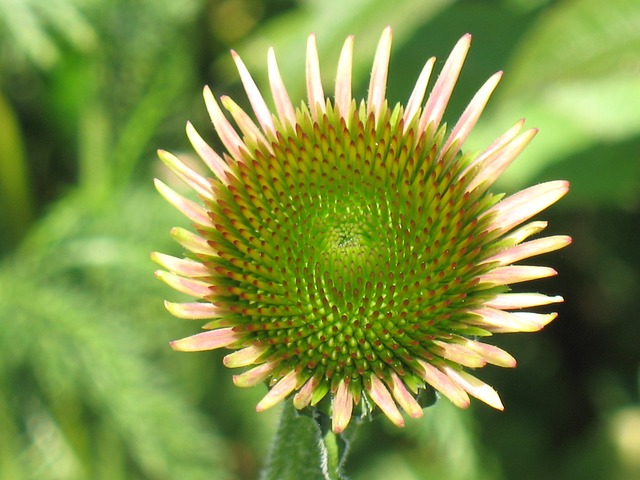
[0,92,34,246]
[465,0,640,192]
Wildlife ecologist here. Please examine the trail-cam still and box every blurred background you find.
[1,0,639,478]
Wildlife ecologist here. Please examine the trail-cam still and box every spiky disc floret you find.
[153,27,570,433]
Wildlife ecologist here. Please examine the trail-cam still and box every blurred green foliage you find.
[1,0,639,478]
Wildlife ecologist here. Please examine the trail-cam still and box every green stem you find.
[317,412,352,479]
[261,400,356,480]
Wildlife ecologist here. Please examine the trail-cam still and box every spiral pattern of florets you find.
[198,101,500,406]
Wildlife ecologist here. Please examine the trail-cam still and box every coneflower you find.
[152,27,570,434]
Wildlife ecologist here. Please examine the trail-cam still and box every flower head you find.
[153,27,570,433]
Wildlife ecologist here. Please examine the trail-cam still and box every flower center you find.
[205,103,497,387]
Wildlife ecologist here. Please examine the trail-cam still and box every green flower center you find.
[204,101,500,392]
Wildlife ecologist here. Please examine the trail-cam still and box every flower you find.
[152,27,570,433]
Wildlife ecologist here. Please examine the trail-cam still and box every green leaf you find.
[466,0,640,193]
[0,91,34,246]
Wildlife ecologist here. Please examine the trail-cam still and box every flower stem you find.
[261,400,356,480]
[317,412,352,480]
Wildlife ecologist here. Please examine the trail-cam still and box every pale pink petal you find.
[157,149,213,200]
[442,367,504,410]
[151,252,209,278]
[155,270,211,298]
[477,265,557,286]
[223,344,270,368]
[256,370,299,411]
[267,47,296,126]
[419,34,471,134]
[293,375,320,410]
[389,371,423,418]
[416,359,470,408]
[233,360,278,387]
[163,301,221,319]
[467,307,553,333]
[170,327,242,352]
[335,35,354,117]
[203,86,245,161]
[459,339,517,368]
[221,95,271,153]
[486,293,564,310]
[440,71,502,163]
[231,50,275,136]
[368,26,392,122]
[465,128,537,193]
[367,374,404,427]
[154,179,213,228]
[482,235,572,266]
[403,57,435,130]
[483,180,570,233]
[460,119,525,179]
[306,34,325,119]
[332,379,354,433]
[185,121,231,183]
[170,227,217,257]
[432,340,487,368]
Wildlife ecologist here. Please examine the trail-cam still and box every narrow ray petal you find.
[151,252,209,278]
[416,359,470,408]
[441,71,502,162]
[482,235,572,266]
[460,119,525,179]
[335,35,354,117]
[443,367,504,410]
[467,307,550,333]
[155,270,212,298]
[170,328,242,352]
[293,375,320,409]
[432,340,487,368]
[224,344,270,368]
[465,128,537,193]
[154,179,213,228]
[221,95,270,150]
[512,311,557,329]
[233,360,279,387]
[502,221,548,245]
[403,57,435,129]
[231,50,275,136]
[164,301,221,319]
[419,34,471,134]
[256,370,299,412]
[460,339,517,368]
[170,227,217,257]
[389,371,423,418]
[367,374,404,427]
[267,47,296,126]
[203,86,245,161]
[478,265,557,285]
[484,180,569,233]
[185,121,231,183]
[306,34,325,119]
[332,379,354,433]
[486,293,564,310]
[157,149,213,200]
[368,26,392,122]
